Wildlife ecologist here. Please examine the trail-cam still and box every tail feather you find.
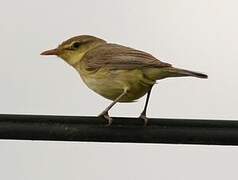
[143,67,208,80]
[173,68,208,79]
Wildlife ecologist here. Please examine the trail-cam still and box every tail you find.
[144,67,208,80]
[164,67,208,79]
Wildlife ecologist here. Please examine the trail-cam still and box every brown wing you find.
[82,43,171,70]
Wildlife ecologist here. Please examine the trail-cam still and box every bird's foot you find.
[139,113,149,126]
[98,111,113,126]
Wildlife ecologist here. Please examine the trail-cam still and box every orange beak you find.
[40,48,60,56]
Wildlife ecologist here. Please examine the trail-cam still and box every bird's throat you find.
[59,51,85,67]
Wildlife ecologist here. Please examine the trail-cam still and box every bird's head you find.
[41,35,106,66]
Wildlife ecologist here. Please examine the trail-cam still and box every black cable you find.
[0,114,237,146]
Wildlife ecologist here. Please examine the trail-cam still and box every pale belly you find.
[79,69,155,102]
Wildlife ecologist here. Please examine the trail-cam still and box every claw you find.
[98,112,113,126]
[139,114,149,126]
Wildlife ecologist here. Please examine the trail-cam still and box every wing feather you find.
[82,44,171,70]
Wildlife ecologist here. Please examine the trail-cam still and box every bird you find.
[41,35,207,126]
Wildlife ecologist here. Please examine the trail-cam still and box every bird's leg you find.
[98,89,128,126]
[139,85,153,126]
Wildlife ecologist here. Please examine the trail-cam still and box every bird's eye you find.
[72,42,81,49]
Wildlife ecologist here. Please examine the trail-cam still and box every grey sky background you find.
[0,0,238,179]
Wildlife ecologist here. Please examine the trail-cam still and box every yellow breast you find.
[76,64,155,102]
